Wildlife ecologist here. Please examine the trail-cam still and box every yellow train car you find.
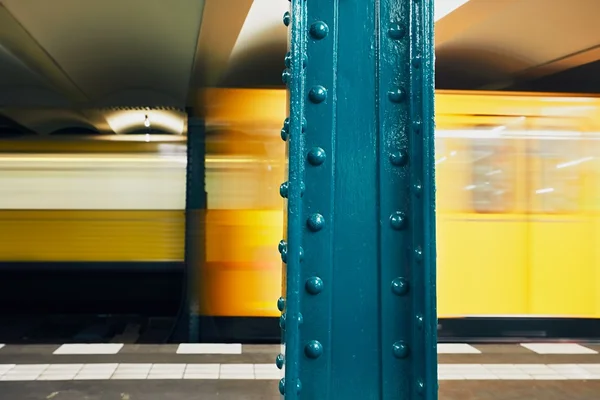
[198,89,600,339]
[0,88,598,340]
[201,88,600,317]
[0,117,286,325]
[434,92,600,320]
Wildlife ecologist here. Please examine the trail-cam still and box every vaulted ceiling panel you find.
[0,0,598,134]
[3,0,205,107]
[435,0,600,89]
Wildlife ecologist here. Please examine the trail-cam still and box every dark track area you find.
[0,263,183,344]
[0,263,599,345]
[0,263,281,345]
[0,263,183,315]
[0,314,175,345]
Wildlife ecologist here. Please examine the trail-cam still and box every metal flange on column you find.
[277,1,437,399]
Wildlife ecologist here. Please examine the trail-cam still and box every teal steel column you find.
[277,0,436,399]
[171,115,206,343]
[185,117,207,343]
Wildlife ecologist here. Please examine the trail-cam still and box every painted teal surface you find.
[171,116,206,343]
[278,0,436,399]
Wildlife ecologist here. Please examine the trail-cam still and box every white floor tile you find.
[219,374,255,380]
[184,373,219,379]
[176,343,242,355]
[3,364,48,380]
[463,373,498,380]
[110,374,148,380]
[37,373,78,381]
[583,374,600,380]
[45,364,84,372]
[254,363,281,377]
[115,363,152,370]
[147,374,184,380]
[77,368,118,378]
[74,372,116,380]
[0,364,15,376]
[440,364,485,370]
[147,364,186,379]
[521,343,598,355]
[13,364,49,369]
[532,374,568,380]
[496,373,533,380]
[437,344,481,354]
[560,372,599,380]
[516,364,556,373]
[220,364,254,379]
[254,364,279,372]
[112,364,151,379]
[10,364,49,372]
[580,364,600,374]
[185,364,220,373]
[37,364,82,381]
[438,374,465,380]
[220,364,253,373]
[483,365,519,373]
[548,364,588,374]
[0,362,596,381]
[184,364,220,378]
[2,373,44,381]
[53,344,124,355]
[255,375,281,380]
[580,364,600,371]
[80,363,119,370]
[74,364,118,380]
[150,364,186,372]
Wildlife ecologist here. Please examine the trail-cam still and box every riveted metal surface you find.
[279,0,308,398]
[279,0,436,398]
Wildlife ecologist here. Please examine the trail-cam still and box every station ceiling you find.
[0,0,599,135]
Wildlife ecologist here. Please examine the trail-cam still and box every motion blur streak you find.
[0,88,599,321]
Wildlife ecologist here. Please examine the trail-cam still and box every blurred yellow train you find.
[0,88,599,333]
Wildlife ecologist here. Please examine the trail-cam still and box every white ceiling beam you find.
[188,0,254,92]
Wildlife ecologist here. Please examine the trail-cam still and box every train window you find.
[585,139,600,212]
[527,139,581,214]
[206,164,257,210]
[435,136,472,212]
[206,159,285,210]
[204,130,286,211]
[469,139,516,213]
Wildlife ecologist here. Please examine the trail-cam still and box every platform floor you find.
[3,380,600,400]
[0,343,599,399]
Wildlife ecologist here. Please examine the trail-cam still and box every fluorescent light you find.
[105,110,185,135]
[535,188,554,194]
[556,157,593,169]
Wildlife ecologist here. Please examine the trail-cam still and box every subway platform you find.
[0,342,599,399]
